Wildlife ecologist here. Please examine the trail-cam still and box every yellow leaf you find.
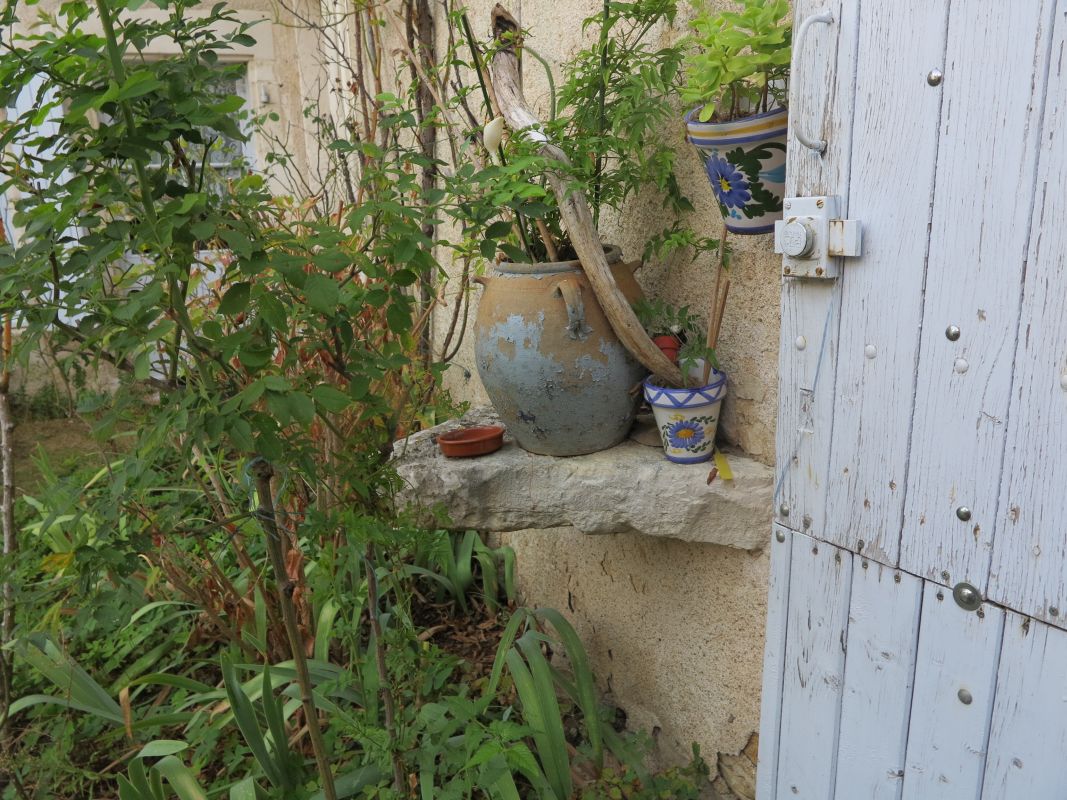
[713,449,734,481]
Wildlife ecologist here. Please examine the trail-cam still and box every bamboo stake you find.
[488,5,683,387]
[703,227,729,384]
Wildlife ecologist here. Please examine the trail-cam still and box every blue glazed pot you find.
[685,106,788,235]
[643,370,727,464]
[473,247,646,456]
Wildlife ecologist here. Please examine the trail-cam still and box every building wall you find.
[432,0,780,784]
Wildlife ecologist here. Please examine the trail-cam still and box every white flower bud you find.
[483,115,505,152]
[670,324,682,334]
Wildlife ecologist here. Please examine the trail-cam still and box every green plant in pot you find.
[459,1,717,457]
[633,297,703,364]
[637,301,726,464]
[681,0,792,234]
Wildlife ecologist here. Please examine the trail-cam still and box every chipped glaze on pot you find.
[474,246,646,456]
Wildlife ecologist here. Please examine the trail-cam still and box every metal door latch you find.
[774,196,862,279]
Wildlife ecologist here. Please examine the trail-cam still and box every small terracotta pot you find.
[651,334,682,363]
[436,426,505,458]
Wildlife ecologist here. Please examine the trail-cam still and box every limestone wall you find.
[430,1,780,790]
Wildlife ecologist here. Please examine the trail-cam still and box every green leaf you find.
[304,273,339,314]
[311,384,350,413]
[220,282,252,316]
[153,756,209,800]
[222,657,285,788]
[286,392,316,425]
[386,301,411,334]
[137,740,189,759]
[485,221,513,239]
[14,634,124,724]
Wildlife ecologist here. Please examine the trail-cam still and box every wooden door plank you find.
[901,583,1004,800]
[774,0,860,537]
[980,612,1067,798]
[833,560,922,799]
[822,0,949,561]
[776,533,852,799]
[899,1,1058,585]
[756,524,795,800]
[987,8,1067,626]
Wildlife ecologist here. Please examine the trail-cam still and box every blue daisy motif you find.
[666,419,705,449]
[706,155,751,209]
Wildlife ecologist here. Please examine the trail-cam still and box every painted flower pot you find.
[643,370,727,464]
[474,246,647,456]
[685,106,788,235]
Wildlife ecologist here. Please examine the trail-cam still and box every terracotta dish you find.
[436,425,505,458]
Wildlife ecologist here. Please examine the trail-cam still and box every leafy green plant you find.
[458,0,715,266]
[681,0,792,122]
[633,298,718,387]
[0,0,716,796]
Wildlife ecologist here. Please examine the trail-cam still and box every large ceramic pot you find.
[685,106,788,235]
[473,246,646,456]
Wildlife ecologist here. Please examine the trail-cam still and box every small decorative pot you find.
[651,334,682,363]
[685,106,788,235]
[643,371,727,464]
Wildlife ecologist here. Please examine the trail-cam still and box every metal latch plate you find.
[774,195,862,279]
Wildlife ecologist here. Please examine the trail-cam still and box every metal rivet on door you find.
[778,503,790,517]
[953,582,983,611]
[958,688,973,705]
[956,506,972,521]
[775,530,786,543]
[864,344,877,359]
[954,358,970,374]
[927,68,944,86]
[946,324,961,341]
[795,335,807,350]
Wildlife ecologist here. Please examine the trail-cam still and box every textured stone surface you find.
[393,407,772,550]
[492,526,768,775]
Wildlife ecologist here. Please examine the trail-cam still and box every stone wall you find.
[428,0,780,789]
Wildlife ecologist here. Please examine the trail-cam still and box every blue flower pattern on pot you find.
[666,419,706,449]
[686,106,788,235]
[706,155,751,209]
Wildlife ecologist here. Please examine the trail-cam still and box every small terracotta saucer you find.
[436,425,505,458]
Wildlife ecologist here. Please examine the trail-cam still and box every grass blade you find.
[14,633,123,724]
[221,657,284,789]
[153,756,209,800]
[535,608,603,770]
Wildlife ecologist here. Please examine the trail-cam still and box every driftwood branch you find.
[488,5,684,387]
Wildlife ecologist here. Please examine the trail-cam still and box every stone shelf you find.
[393,407,773,551]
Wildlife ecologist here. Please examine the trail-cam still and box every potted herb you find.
[681,0,792,234]
[637,305,726,464]
[634,298,703,364]
[465,2,714,457]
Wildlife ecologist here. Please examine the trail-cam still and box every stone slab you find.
[392,407,773,550]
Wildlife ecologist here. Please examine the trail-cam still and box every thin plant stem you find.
[592,0,610,227]
[252,460,337,800]
[0,224,13,742]
[365,543,405,791]
[459,12,538,261]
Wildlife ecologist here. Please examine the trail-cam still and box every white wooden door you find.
[759,1,1067,797]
